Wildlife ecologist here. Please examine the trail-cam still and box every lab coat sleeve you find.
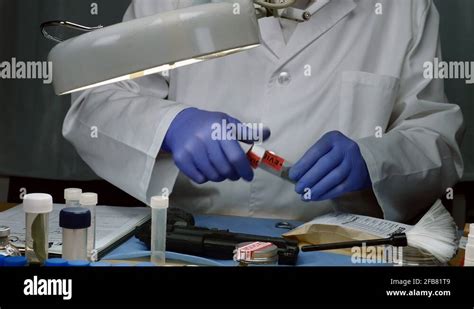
[356,1,464,222]
[62,1,190,203]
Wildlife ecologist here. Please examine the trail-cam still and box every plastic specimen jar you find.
[23,193,53,264]
[60,207,91,260]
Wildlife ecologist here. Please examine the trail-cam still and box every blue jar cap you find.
[90,261,112,267]
[4,256,28,267]
[44,258,68,267]
[0,255,6,266]
[67,260,90,267]
[59,207,91,229]
[136,262,155,267]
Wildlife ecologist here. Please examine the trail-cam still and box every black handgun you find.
[135,208,299,265]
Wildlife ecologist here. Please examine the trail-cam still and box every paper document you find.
[0,204,150,255]
[300,212,413,238]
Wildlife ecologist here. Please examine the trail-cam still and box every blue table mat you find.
[104,215,355,266]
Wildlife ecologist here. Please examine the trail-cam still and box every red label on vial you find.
[262,151,285,172]
[247,150,261,169]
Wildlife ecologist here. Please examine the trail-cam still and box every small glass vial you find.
[0,226,21,257]
[59,207,91,261]
[23,193,53,264]
[80,193,97,261]
[234,242,279,266]
[64,188,82,207]
[150,196,168,266]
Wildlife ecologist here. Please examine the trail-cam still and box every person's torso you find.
[136,0,418,220]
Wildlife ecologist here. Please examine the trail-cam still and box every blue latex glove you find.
[289,131,372,201]
[163,108,270,184]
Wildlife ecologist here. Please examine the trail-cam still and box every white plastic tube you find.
[150,196,168,266]
[80,193,98,261]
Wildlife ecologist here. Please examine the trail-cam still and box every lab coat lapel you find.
[258,16,287,60]
[278,0,357,66]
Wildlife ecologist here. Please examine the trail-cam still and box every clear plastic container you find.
[64,188,82,207]
[60,207,91,261]
[150,196,168,266]
[80,193,97,261]
[23,193,53,264]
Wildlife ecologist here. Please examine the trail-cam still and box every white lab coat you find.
[63,0,464,223]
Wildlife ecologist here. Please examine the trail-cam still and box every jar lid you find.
[80,192,98,206]
[22,193,53,214]
[67,260,90,267]
[59,207,91,229]
[64,188,82,201]
[44,258,68,267]
[0,226,10,238]
[4,256,28,267]
[234,242,279,265]
[150,196,169,209]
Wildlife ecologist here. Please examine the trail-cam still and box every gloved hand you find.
[289,131,372,201]
[162,108,270,184]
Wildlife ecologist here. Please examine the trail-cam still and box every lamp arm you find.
[40,20,103,43]
[253,0,296,9]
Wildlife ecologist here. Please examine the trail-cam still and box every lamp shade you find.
[49,0,260,95]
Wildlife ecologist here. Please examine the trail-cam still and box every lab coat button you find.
[277,71,291,85]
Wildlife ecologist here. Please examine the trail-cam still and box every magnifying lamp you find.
[44,0,261,95]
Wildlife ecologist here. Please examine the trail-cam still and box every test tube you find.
[23,193,53,264]
[64,188,82,207]
[59,207,91,261]
[80,193,97,261]
[150,196,168,266]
